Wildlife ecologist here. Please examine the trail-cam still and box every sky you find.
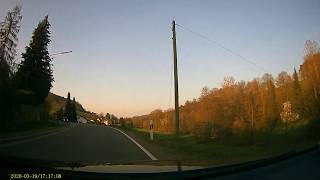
[0,0,319,117]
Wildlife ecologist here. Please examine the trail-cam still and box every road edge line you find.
[110,127,158,160]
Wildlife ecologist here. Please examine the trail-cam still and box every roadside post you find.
[150,119,154,141]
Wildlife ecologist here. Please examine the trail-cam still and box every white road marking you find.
[109,127,158,160]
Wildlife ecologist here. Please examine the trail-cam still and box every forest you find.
[122,40,320,141]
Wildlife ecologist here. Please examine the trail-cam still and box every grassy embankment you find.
[121,126,318,165]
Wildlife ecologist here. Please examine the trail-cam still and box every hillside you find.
[45,92,85,115]
[45,92,101,121]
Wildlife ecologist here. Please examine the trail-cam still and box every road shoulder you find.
[114,126,197,161]
[109,127,158,160]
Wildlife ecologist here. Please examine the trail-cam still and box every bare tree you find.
[0,5,22,76]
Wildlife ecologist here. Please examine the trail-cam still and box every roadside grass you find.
[0,120,61,135]
[121,126,318,165]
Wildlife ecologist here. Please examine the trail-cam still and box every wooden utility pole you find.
[172,20,180,136]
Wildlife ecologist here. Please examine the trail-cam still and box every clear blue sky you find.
[1,0,319,117]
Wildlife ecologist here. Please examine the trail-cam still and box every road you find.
[0,124,151,163]
[0,123,319,179]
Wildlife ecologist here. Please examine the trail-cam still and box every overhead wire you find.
[175,23,268,72]
[166,22,269,112]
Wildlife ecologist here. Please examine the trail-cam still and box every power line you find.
[175,23,268,72]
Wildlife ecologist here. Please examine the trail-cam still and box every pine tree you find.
[65,92,72,122]
[72,97,77,122]
[14,15,53,105]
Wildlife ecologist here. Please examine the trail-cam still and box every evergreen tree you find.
[72,97,77,122]
[65,92,72,122]
[14,15,53,105]
[292,68,302,116]
[267,78,278,129]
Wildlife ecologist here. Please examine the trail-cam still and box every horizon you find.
[1,0,320,117]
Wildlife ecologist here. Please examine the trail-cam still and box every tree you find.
[57,108,64,121]
[126,39,319,140]
[304,40,319,57]
[300,40,320,119]
[200,86,210,99]
[261,73,278,129]
[222,76,235,88]
[245,79,260,135]
[280,101,299,130]
[106,113,110,119]
[275,71,292,102]
[292,68,303,115]
[98,112,104,118]
[65,92,72,122]
[71,97,77,122]
[0,5,22,76]
[14,15,53,105]
[0,5,22,121]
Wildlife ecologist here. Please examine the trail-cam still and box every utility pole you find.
[172,20,180,136]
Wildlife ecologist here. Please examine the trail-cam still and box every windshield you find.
[0,0,319,177]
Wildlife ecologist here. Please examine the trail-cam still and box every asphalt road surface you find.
[0,124,151,163]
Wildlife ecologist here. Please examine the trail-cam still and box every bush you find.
[305,118,320,140]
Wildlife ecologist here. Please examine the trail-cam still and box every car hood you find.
[0,155,208,173]
[57,160,205,173]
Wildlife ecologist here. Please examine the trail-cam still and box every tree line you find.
[123,40,320,140]
[0,5,53,122]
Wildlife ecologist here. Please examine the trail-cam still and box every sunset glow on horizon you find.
[1,0,319,117]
